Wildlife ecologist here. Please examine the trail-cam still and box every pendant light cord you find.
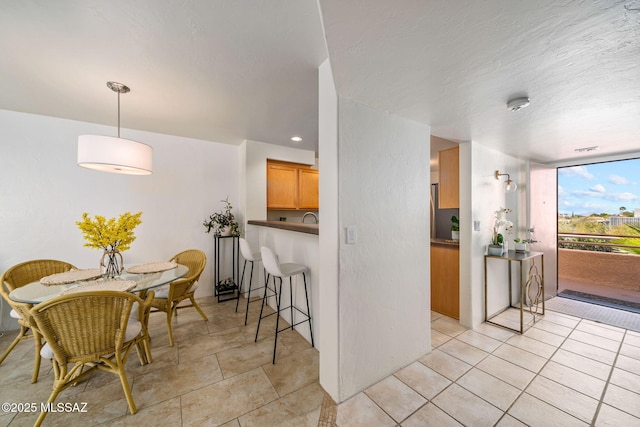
[117,90,121,138]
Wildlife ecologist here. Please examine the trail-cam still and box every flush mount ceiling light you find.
[77,82,153,175]
[575,146,600,153]
[290,136,303,142]
[507,97,530,112]
[495,170,517,193]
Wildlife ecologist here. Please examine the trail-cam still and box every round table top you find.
[9,264,189,304]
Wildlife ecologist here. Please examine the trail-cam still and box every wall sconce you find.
[495,170,517,193]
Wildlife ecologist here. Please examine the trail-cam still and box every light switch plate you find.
[346,226,357,244]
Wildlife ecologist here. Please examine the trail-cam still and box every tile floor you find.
[336,309,640,427]
[2,298,640,427]
[0,296,322,426]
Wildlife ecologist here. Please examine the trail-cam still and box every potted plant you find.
[488,207,512,256]
[203,197,239,236]
[450,215,460,241]
[513,237,529,253]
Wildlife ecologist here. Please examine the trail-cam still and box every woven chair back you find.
[3,259,76,291]
[30,291,138,364]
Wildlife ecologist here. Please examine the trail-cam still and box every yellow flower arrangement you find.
[76,211,143,252]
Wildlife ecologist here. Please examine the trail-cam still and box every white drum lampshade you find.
[78,135,152,175]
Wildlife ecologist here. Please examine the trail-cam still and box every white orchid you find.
[492,207,513,245]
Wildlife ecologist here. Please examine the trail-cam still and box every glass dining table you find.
[9,264,189,304]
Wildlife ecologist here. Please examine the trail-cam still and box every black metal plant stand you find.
[214,235,239,303]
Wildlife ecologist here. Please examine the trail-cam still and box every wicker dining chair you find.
[29,290,153,427]
[151,249,208,346]
[0,259,76,383]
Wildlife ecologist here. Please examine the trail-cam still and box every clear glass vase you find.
[100,249,123,278]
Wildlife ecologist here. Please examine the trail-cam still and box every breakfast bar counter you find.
[247,220,318,235]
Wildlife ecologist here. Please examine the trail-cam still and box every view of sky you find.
[558,158,640,216]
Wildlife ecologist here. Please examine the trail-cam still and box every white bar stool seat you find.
[255,246,314,363]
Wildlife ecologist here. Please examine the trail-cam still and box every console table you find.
[484,250,545,333]
[214,235,240,302]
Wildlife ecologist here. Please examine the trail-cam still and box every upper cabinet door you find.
[267,163,298,209]
[298,168,319,210]
[438,146,459,208]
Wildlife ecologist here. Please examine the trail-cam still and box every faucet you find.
[302,212,318,224]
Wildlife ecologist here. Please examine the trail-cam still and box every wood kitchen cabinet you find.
[430,242,459,319]
[298,168,319,209]
[266,160,318,210]
[438,146,459,208]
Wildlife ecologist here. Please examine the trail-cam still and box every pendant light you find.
[77,82,153,175]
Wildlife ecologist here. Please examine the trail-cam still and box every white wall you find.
[0,109,239,330]
[459,141,525,329]
[318,59,340,400]
[318,57,431,401]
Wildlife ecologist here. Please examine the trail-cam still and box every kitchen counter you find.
[431,238,459,247]
[248,220,319,235]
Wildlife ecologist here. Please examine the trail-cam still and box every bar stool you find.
[235,238,264,325]
[255,246,314,363]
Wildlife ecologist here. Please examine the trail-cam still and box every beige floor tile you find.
[473,322,515,342]
[492,343,548,373]
[542,311,581,329]
[614,353,640,376]
[624,333,640,348]
[216,335,291,378]
[594,403,640,426]
[394,361,451,400]
[431,329,453,348]
[431,317,467,337]
[569,330,621,352]
[431,311,444,321]
[603,384,640,418]
[364,375,426,422]
[457,368,521,411]
[526,375,599,423]
[237,382,324,427]
[531,319,574,337]
[508,393,588,427]
[402,402,463,427]
[620,342,640,361]
[181,367,279,426]
[456,330,502,353]
[576,321,625,341]
[178,327,246,364]
[523,327,566,347]
[277,328,315,354]
[432,384,503,427]
[103,396,182,426]
[476,355,535,390]
[609,367,640,394]
[561,339,617,365]
[505,334,557,359]
[131,353,224,408]
[551,348,612,381]
[336,392,395,427]
[438,339,489,366]
[262,347,319,396]
[539,361,606,399]
[419,349,472,381]
[494,414,528,427]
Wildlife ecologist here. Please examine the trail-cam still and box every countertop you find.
[431,238,459,247]
[247,220,319,235]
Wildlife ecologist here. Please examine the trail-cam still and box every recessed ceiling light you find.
[507,97,530,112]
[290,136,303,142]
[575,146,599,152]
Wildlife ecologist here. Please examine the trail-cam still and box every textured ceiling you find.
[319,0,640,164]
[2,1,639,164]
